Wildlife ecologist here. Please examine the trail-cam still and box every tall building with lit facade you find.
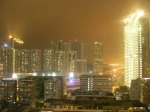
[30,49,41,73]
[124,11,150,87]
[55,51,67,75]
[48,40,87,76]
[66,51,77,76]
[20,49,31,73]
[69,40,87,76]
[0,46,13,77]
[43,49,55,74]
[14,49,21,73]
[93,41,103,74]
[50,40,69,51]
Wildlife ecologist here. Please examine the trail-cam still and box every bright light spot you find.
[48,74,51,76]
[113,75,116,77]
[99,73,103,75]
[33,73,37,76]
[52,72,56,76]
[69,79,74,85]
[69,72,74,78]
[12,73,17,79]
[4,43,8,47]
[89,71,92,74]
[113,69,116,72]
[42,73,45,76]
[70,80,73,83]
[124,19,128,23]
[9,35,12,39]
[137,11,144,16]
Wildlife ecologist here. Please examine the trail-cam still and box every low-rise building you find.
[80,75,112,92]
[0,78,17,103]
[44,79,63,100]
[18,78,35,104]
[17,76,65,104]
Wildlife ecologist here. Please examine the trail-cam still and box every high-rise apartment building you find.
[43,49,55,74]
[50,40,69,51]
[0,46,13,77]
[69,41,87,75]
[93,41,103,74]
[20,49,31,73]
[124,11,150,87]
[47,40,87,76]
[15,49,21,73]
[66,51,77,75]
[55,51,67,75]
[30,49,41,73]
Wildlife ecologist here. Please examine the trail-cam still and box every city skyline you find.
[0,0,150,64]
[1,1,150,111]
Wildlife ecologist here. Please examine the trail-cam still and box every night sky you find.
[0,0,150,63]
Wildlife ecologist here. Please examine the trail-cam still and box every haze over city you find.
[1,0,150,112]
[0,0,150,63]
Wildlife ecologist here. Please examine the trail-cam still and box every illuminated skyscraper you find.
[124,11,150,87]
[93,41,103,74]
[30,49,41,73]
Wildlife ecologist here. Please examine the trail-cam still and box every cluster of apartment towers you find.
[0,40,103,78]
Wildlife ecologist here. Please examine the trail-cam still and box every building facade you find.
[0,46,13,77]
[30,49,41,73]
[93,41,103,74]
[69,41,87,76]
[44,79,63,100]
[80,75,112,92]
[124,11,150,87]
[43,49,55,74]
[0,78,17,103]
[20,49,31,73]
[17,76,65,103]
